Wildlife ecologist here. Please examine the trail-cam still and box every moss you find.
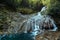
[17,8,36,14]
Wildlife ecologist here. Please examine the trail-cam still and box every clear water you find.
[0,33,34,40]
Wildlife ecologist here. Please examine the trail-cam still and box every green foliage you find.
[0,0,43,12]
[41,0,51,8]
[28,0,43,10]
[45,0,60,17]
[0,0,22,10]
[28,0,41,5]
[41,0,60,17]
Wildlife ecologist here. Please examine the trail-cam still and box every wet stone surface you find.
[36,31,60,40]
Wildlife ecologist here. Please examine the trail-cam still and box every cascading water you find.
[23,6,57,36]
[0,7,58,40]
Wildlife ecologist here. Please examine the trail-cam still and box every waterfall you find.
[24,6,58,36]
[0,6,58,40]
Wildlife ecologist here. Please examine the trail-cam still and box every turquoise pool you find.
[0,33,34,40]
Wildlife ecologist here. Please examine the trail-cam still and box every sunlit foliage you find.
[41,0,51,8]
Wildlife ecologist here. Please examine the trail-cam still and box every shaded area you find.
[1,33,34,40]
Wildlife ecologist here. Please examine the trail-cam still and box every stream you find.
[0,7,58,40]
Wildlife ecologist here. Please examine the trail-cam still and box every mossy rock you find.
[17,8,36,14]
[0,10,11,31]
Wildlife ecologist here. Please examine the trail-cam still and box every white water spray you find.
[8,7,57,36]
[24,7,57,36]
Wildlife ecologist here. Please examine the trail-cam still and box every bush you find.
[46,0,60,17]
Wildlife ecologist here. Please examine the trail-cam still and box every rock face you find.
[49,15,60,31]
[57,36,60,40]
[36,31,60,40]
[7,12,35,33]
[53,17,60,31]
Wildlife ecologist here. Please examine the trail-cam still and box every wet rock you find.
[36,31,60,40]
[57,36,60,40]
[53,17,60,31]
